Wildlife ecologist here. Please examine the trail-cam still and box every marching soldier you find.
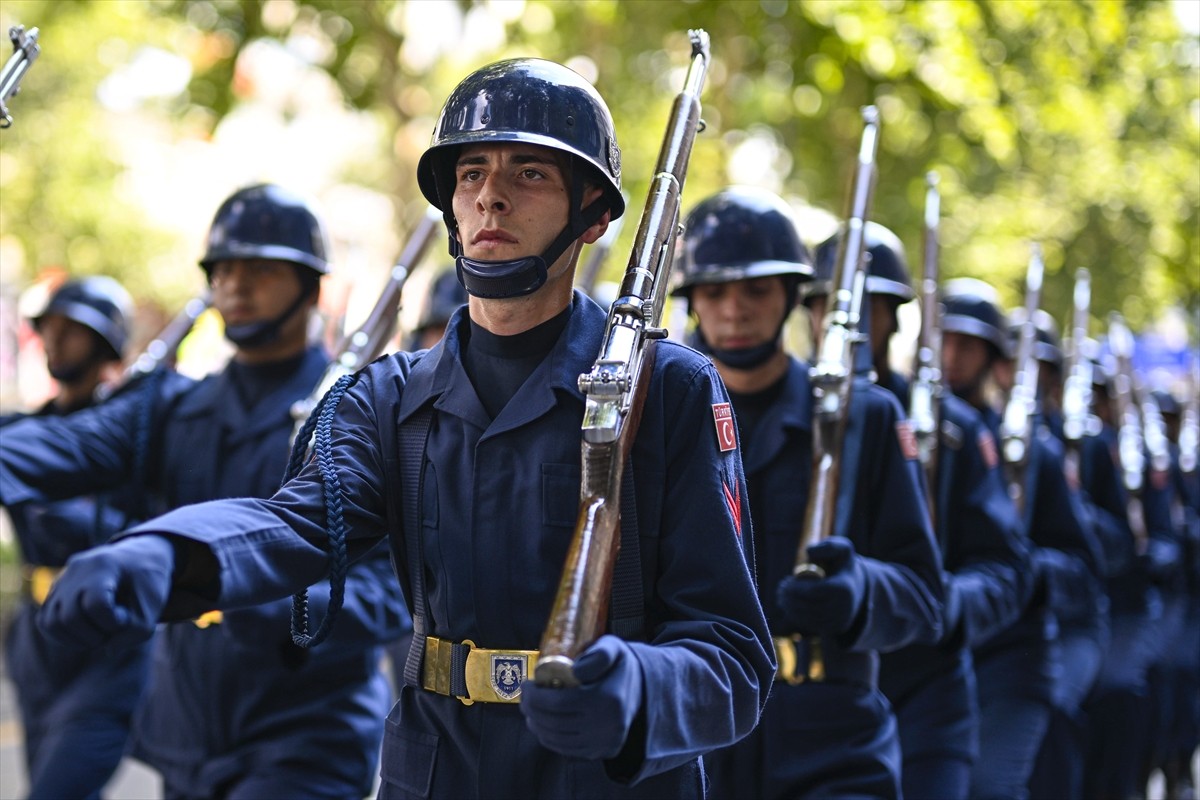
[1081,340,1180,800]
[26,58,775,798]
[1011,310,1113,799]
[681,188,944,799]
[819,225,1032,800]
[0,185,407,799]
[0,277,148,800]
[938,279,1103,800]
[1147,388,1200,798]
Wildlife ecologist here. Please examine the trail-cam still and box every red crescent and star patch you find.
[713,402,738,452]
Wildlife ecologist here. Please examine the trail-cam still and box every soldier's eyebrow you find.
[456,151,562,170]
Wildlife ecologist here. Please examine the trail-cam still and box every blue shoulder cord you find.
[286,372,357,648]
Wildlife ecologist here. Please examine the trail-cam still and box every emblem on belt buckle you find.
[491,655,527,700]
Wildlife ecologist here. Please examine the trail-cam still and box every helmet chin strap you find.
[224,287,312,350]
[441,158,610,300]
[685,278,798,372]
[688,328,780,371]
[47,337,107,385]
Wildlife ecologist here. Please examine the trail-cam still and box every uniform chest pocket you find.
[541,463,580,528]
[420,460,439,529]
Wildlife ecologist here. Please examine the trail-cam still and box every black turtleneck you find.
[226,350,307,411]
[463,305,571,420]
[726,372,787,447]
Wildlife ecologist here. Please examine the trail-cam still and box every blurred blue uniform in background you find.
[1,277,149,800]
[1,186,407,799]
[676,195,944,800]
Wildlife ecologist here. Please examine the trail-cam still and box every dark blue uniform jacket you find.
[879,387,1031,713]
[1,403,149,799]
[0,348,406,798]
[77,295,774,798]
[976,409,1104,658]
[707,358,944,799]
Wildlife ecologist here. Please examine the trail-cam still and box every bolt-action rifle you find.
[536,30,711,688]
[1,25,39,128]
[290,207,442,449]
[1107,313,1149,553]
[94,293,212,402]
[909,171,942,524]
[999,244,1044,516]
[1062,268,1093,485]
[793,105,881,579]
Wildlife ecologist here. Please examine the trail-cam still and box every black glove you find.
[38,535,175,648]
[521,635,643,760]
[776,537,867,636]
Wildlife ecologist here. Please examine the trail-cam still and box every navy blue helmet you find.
[200,184,330,276]
[33,275,133,359]
[673,186,812,296]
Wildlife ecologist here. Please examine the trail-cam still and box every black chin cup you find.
[224,287,312,349]
[689,328,780,370]
[455,255,548,299]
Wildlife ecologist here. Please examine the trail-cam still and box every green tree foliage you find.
[0,0,182,301]
[1,0,1196,336]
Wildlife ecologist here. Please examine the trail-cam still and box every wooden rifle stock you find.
[1062,268,1093,484]
[290,207,442,448]
[794,106,881,579]
[1,24,39,128]
[536,30,711,688]
[910,171,942,526]
[999,243,1044,516]
[1107,312,1149,553]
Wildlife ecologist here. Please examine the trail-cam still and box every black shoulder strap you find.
[396,406,433,688]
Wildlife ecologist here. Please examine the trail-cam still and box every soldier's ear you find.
[581,209,611,245]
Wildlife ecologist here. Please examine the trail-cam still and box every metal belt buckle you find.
[22,565,61,606]
[773,634,825,684]
[465,645,536,705]
[193,610,223,628]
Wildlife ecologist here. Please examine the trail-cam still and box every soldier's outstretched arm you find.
[40,359,405,645]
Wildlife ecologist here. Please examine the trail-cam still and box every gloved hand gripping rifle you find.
[536,30,711,688]
[792,105,881,580]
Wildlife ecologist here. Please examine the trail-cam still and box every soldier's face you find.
[942,332,992,395]
[209,258,311,346]
[451,143,606,280]
[690,277,788,351]
[38,313,101,377]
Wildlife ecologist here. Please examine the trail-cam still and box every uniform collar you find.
[740,357,811,475]
[397,291,607,434]
[176,345,328,444]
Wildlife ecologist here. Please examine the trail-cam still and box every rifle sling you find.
[399,406,434,689]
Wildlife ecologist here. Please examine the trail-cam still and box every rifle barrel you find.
[537,30,711,688]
